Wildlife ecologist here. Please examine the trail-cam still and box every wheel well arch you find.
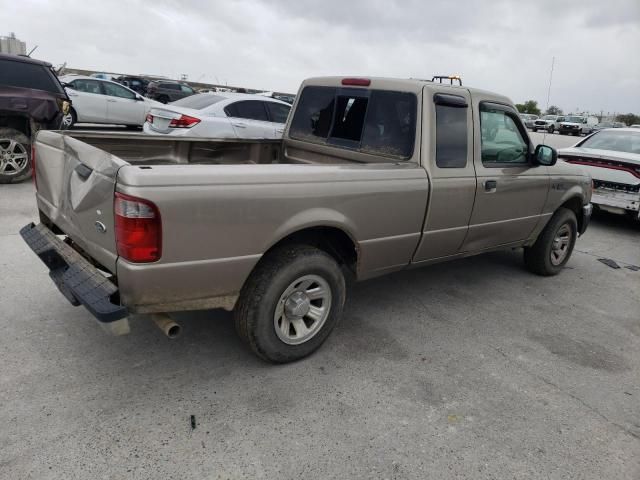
[263,226,359,274]
[560,196,584,232]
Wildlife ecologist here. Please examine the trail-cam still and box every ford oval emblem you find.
[95,221,107,234]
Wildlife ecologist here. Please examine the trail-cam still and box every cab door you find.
[103,81,145,126]
[412,87,476,262]
[66,79,107,123]
[461,100,549,252]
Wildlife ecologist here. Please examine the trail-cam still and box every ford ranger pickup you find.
[21,76,593,362]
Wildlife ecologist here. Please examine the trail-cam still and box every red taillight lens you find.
[145,113,153,123]
[31,144,37,190]
[114,192,162,263]
[341,78,371,86]
[168,114,200,128]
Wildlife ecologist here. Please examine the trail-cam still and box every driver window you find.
[480,109,528,165]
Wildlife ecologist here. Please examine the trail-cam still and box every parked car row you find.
[57,74,293,139]
[530,115,598,135]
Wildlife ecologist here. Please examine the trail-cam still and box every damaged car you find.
[0,53,70,183]
[559,128,640,220]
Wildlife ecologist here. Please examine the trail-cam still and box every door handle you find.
[484,180,497,192]
[232,122,247,128]
[107,99,117,103]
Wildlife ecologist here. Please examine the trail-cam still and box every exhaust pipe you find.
[150,313,181,339]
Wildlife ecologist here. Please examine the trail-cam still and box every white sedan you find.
[143,93,291,139]
[60,75,161,128]
[559,128,640,220]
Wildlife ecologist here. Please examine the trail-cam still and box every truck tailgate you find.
[34,130,128,273]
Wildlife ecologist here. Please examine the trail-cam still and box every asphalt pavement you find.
[1,173,639,479]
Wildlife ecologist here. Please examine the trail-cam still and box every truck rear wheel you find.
[234,245,346,363]
[0,128,31,184]
[524,208,577,276]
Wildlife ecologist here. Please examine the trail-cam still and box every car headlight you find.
[61,100,71,115]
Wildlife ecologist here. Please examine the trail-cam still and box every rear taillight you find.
[168,114,200,128]
[145,113,153,123]
[114,192,162,263]
[31,144,37,190]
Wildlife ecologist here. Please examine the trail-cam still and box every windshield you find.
[170,94,225,109]
[578,130,640,154]
[565,116,584,123]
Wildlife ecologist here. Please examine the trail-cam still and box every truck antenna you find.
[27,45,38,57]
[542,56,555,144]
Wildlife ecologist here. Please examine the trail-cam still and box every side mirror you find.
[135,94,144,101]
[534,144,557,166]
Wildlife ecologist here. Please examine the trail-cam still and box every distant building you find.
[0,32,26,55]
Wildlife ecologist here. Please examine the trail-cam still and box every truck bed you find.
[60,130,283,165]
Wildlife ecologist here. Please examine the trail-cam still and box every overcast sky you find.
[4,0,639,114]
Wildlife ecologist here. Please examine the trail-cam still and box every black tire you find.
[524,208,578,276]
[532,128,538,132]
[234,244,346,363]
[0,128,32,184]
[548,126,554,134]
[157,95,169,104]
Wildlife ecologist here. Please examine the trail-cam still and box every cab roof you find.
[300,76,512,105]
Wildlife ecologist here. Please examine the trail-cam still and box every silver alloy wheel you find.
[550,224,572,266]
[0,138,29,177]
[61,113,74,128]
[273,274,332,345]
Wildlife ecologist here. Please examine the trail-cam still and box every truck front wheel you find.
[524,208,577,276]
[235,245,346,363]
[0,128,32,184]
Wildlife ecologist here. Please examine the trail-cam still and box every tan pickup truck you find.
[21,76,593,362]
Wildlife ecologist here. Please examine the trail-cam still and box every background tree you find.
[545,105,563,115]
[615,113,640,126]
[515,100,541,115]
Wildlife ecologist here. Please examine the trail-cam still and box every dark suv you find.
[0,53,70,183]
[115,75,150,95]
[146,81,196,103]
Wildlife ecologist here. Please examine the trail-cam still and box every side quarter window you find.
[480,107,528,165]
[434,94,468,168]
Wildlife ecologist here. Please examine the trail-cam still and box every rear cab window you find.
[289,85,417,160]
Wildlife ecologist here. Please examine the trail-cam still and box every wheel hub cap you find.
[550,224,572,266]
[284,291,311,318]
[273,274,332,345]
[0,138,29,176]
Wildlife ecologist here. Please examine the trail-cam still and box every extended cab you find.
[21,76,593,362]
